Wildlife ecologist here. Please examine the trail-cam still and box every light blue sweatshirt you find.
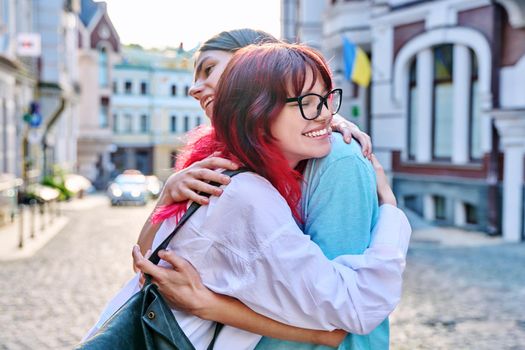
[255,133,388,350]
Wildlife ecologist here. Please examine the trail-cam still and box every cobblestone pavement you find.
[0,198,152,350]
[0,199,524,349]
[390,237,525,350]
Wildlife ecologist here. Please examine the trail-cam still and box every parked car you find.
[145,175,163,199]
[0,174,22,226]
[107,172,149,206]
[64,174,94,198]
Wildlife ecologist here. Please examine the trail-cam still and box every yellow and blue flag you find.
[342,36,371,87]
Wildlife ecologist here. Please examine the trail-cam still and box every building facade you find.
[282,0,375,137]
[0,0,38,178]
[33,0,82,176]
[111,46,206,181]
[0,0,37,225]
[77,0,120,189]
[282,0,525,242]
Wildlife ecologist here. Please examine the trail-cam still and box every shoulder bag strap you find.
[206,323,224,350]
[148,167,248,265]
[144,168,246,349]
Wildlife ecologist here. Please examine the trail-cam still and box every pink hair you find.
[152,43,333,225]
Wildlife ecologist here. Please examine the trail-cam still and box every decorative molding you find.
[391,151,503,180]
[496,0,525,28]
[492,109,525,149]
[393,26,492,106]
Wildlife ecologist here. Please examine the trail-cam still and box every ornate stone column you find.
[452,44,471,164]
[493,109,525,242]
[416,48,433,163]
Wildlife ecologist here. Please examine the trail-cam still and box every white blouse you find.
[84,172,411,350]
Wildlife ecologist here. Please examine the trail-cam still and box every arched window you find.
[469,51,481,160]
[432,44,453,160]
[407,58,417,160]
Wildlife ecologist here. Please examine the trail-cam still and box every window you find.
[170,115,177,133]
[99,47,109,87]
[404,195,423,217]
[469,51,482,160]
[195,116,202,127]
[170,151,178,168]
[465,203,478,224]
[183,115,190,132]
[124,81,133,94]
[112,81,118,94]
[99,97,109,128]
[1,99,6,172]
[140,114,149,133]
[99,105,109,128]
[123,114,133,133]
[433,195,446,220]
[351,82,359,98]
[184,86,190,96]
[140,82,148,95]
[171,84,177,96]
[432,44,453,160]
[136,149,151,175]
[407,59,417,160]
[113,114,118,132]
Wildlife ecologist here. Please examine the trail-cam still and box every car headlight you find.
[148,186,160,196]
[110,185,123,197]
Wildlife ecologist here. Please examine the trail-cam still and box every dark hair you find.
[198,28,280,53]
[152,42,333,224]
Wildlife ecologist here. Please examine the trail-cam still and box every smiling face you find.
[270,69,333,168]
[188,50,234,118]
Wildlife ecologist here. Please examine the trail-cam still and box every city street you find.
[391,229,525,349]
[0,196,524,350]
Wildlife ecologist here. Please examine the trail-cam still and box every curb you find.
[0,194,107,262]
[411,227,504,247]
[0,216,70,261]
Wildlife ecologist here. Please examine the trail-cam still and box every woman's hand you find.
[134,248,151,275]
[136,153,237,259]
[132,246,346,347]
[133,246,211,315]
[158,153,239,206]
[370,154,397,207]
[331,114,372,159]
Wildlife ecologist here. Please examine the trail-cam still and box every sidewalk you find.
[405,208,505,247]
[411,226,504,247]
[0,193,108,261]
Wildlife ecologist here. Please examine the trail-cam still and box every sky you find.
[100,0,282,50]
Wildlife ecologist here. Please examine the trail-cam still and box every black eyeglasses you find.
[285,88,343,120]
